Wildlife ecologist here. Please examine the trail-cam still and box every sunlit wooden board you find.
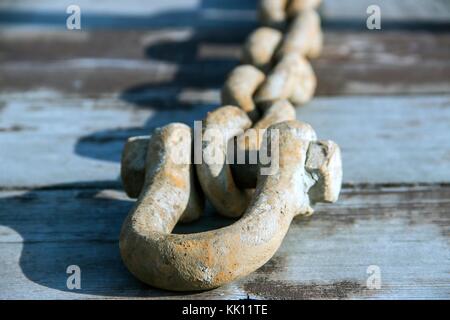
[1,93,449,188]
[0,186,448,299]
[1,29,449,96]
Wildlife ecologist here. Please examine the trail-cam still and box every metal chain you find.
[118,0,343,291]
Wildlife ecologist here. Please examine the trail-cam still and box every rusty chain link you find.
[119,0,343,291]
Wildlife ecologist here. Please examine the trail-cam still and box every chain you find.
[119,0,343,291]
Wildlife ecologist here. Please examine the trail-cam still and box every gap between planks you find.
[0,185,448,299]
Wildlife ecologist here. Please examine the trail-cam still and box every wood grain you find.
[0,185,448,299]
[321,0,450,23]
[1,29,449,96]
[1,93,449,188]
[0,0,449,300]
[0,0,448,28]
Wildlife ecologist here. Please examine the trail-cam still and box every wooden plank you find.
[1,93,449,188]
[298,95,450,185]
[315,31,450,95]
[0,0,448,301]
[0,0,255,29]
[0,0,448,29]
[0,90,211,188]
[0,0,199,15]
[321,0,450,24]
[0,185,448,299]
[1,29,449,96]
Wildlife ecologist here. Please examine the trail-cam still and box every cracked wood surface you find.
[0,94,449,188]
[0,0,449,299]
[0,186,449,299]
[1,29,449,95]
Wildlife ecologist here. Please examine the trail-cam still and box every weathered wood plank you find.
[0,0,255,30]
[321,0,450,24]
[1,29,449,96]
[298,95,450,185]
[0,91,211,188]
[0,0,448,301]
[1,93,449,188]
[0,186,448,299]
[0,0,448,29]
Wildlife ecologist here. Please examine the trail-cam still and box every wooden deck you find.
[0,0,449,299]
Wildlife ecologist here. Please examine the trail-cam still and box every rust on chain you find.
[119,0,343,291]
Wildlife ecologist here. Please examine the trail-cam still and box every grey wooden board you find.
[0,0,448,28]
[298,95,450,185]
[1,93,449,188]
[321,0,450,23]
[0,186,448,299]
[0,0,449,301]
[1,28,449,96]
